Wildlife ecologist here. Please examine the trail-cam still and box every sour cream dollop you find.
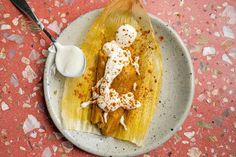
[116,24,137,48]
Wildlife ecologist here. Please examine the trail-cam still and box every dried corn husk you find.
[61,0,163,146]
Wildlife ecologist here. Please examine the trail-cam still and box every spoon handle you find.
[10,0,56,42]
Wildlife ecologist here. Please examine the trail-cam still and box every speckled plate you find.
[44,9,194,157]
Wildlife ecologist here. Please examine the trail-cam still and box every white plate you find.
[44,9,194,157]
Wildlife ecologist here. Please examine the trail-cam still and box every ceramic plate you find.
[44,9,194,157]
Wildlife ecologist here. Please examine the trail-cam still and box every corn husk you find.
[61,0,163,146]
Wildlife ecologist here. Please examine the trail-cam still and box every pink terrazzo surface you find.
[0,0,236,157]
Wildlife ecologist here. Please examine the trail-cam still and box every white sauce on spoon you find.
[49,42,86,77]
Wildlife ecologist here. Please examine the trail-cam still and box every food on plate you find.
[61,0,163,146]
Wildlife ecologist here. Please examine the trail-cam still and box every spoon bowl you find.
[10,0,87,78]
[54,42,86,78]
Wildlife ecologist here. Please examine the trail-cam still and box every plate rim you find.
[43,8,195,157]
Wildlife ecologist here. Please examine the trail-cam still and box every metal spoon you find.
[10,0,86,78]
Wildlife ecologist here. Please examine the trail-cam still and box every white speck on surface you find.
[223,26,235,39]
[10,73,19,87]
[40,39,46,47]
[234,122,236,128]
[22,65,38,83]
[33,86,40,92]
[1,101,9,111]
[3,13,10,18]
[30,131,37,138]
[1,24,11,30]
[222,5,236,25]
[20,146,26,151]
[211,148,215,153]
[184,131,195,139]
[210,13,216,19]
[43,19,49,24]
[223,86,227,90]
[214,32,220,37]
[12,17,19,26]
[52,145,58,153]
[206,98,212,103]
[223,97,229,103]
[212,89,219,95]
[0,48,6,59]
[182,140,189,144]
[62,18,67,23]
[18,88,24,95]
[60,13,66,17]
[197,94,205,101]
[38,128,45,133]
[190,16,195,21]
[23,114,40,134]
[62,141,73,153]
[180,0,184,6]
[222,54,233,65]
[41,147,52,157]
[54,0,60,7]
[222,2,228,7]
[48,21,61,35]
[203,47,216,56]
[230,107,235,111]
[190,137,196,142]
[229,48,236,58]
[21,57,30,65]
[187,147,202,157]
[23,103,31,108]
[190,45,202,53]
